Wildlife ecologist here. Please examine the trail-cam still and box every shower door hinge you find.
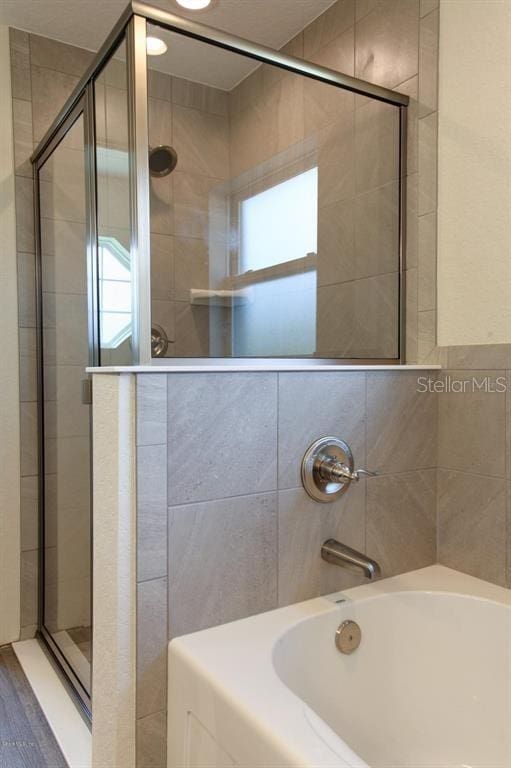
[81,378,93,406]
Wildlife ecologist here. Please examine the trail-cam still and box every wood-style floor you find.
[0,645,67,768]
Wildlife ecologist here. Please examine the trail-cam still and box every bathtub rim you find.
[167,565,511,768]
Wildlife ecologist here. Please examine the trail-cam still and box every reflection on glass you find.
[39,114,92,695]
[146,24,401,359]
[95,43,133,364]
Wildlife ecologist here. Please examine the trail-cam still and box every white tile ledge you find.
[88,363,441,374]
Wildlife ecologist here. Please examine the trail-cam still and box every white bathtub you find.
[168,566,511,768]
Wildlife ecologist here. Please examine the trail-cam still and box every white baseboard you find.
[12,639,92,768]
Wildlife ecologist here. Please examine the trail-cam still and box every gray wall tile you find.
[168,493,277,637]
[13,98,33,178]
[438,470,506,587]
[418,211,437,311]
[136,711,167,768]
[21,476,38,552]
[137,444,168,583]
[418,8,439,117]
[366,469,436,577]
[438,371,506,477]
[278,483,366,606]
[355,0,419,89]
[31,66,79,142]
[167,373,277,505]
[21,549,38,628]
[137,579,168,720]
[367,372,437,473]
[10,29,31,101]
[15,178,35,254]
[278,372,366,490]
[418,111,437,216]
[29,34,94,78]
[137,376,167,447]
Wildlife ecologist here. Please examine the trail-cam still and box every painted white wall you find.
[437,0,511,346]
[0,24,21,645]
[92,374,136,768]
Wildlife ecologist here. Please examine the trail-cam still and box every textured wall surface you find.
[437,0,511,347]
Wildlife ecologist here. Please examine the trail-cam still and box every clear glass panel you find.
[39,113,92,695]
[147,24,401,358]
[95,41,133,365]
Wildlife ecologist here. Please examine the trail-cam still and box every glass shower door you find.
[38,109,92,708]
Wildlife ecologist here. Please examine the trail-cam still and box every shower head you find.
[149,145,178,177]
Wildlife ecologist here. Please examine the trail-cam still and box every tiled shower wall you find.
[10,29,97,638]
[135,370,438,765]
[9,0,441,638]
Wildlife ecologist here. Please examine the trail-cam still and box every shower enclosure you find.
[31,0,408,715]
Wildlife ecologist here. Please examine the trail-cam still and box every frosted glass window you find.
[240,167,318,271]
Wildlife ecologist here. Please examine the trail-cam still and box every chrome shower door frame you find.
[31,1,410,366]
[33,91,96,720]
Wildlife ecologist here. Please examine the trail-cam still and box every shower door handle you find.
[81,378,92,405]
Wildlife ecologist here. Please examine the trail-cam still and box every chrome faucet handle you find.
[352,468,378,480]
[302,437,377,503]
[321,460,377,484]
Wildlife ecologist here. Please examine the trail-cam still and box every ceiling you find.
[0,0,337,89]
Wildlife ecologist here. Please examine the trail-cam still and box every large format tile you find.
[136,711,167,768]
[15,176,35,254]
[304,27,355,136]
[317,198,356,287]
[19,330,37,403]
[355,0,420,89]
[317,114,355,208]
[418,7,439,117]
[172,171,224,241]
[418,211,436,311]
[438,470,506,587]
[10,28,31,101]
[168,493,278,636]
[367,371,437,473]
[150,234,174,302]
[355,99,400,193]
[13,98,33,178]
[137,376,167,447]
[354,182,399,278]
[137,578,167,719]
[20,402,38,477]
[172,104,229,180]
[438,370,506,477]
[21,476,38,552]
[137,444,167,583]
[29,34,93,78]
[366,469,436,577]
[167,373,278,504]
[304,0,355,57]
[405,267,418,363]
[148,97,172,149]
[277,483,366,606]
[172,77,228,116]
[278,372,366,489]
[21,550,38,628]
[173,237,210,301]
[31,66,79,142]
[418,111,437,215]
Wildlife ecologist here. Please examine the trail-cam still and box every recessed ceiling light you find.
[175,0,212,9]
[146,37,168,56]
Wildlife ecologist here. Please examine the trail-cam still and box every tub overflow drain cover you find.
[336,620,361,654]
